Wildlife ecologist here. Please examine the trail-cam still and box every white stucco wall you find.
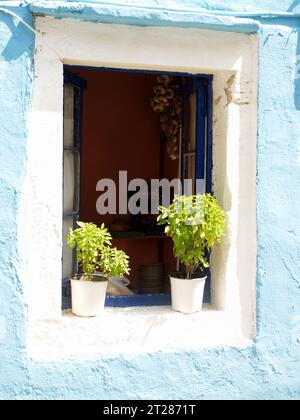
[20,17,258,357]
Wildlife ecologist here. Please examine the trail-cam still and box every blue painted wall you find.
[0,5,34,398]
[0,1,300,400]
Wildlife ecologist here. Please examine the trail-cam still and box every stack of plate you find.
[139,263,164,294]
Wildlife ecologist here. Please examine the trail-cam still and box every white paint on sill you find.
[28,306,251,359]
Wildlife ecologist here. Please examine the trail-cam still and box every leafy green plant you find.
[99,246,130,278]
[67,221,130,279]
[157,194,226,279]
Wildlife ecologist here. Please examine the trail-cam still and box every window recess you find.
[62,67,212,309]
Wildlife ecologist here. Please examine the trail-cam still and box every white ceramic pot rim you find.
[169,273,207,281]
[72,274,108,283]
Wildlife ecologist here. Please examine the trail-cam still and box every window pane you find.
[63,82,77,281]
[63,84,74,148]
[63,216,76,279]
[183,91,197,153]
[182,89,197,195]
[183,154,195,195]
[63,150,75,213]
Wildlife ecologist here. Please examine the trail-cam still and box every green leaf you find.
[66,221,130,278]
[156,193,226,275]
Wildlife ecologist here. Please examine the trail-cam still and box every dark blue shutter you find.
[181,76,213,303]
[62,71,86,310]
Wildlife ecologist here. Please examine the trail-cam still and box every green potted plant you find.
[67,221,130,317]
[157,194,226,314]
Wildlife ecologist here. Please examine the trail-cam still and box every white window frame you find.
[20,17,258,358]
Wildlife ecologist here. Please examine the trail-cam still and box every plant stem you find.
[186,265,193,279]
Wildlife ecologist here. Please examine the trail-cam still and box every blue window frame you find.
[181,77,213,303]
[62,71,86,310]
[62,67,213,310]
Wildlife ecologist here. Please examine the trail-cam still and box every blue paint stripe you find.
[105,294,171,307]
[196,79,206,182]
[64,65,213,80]
[206,78,213,193]
[64,71,87,90]
[62,291,171,310]
[203,77,213,303]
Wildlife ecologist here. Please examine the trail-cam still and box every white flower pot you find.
[170,275,207,314]
[71,276,108,317]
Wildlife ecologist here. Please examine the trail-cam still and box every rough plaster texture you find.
[27,1,260,33]
[0,0,299,400]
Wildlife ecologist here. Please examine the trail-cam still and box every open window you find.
[62,72,86,303]
[62,67,213,309]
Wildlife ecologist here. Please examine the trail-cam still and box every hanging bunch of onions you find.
[150,75,182,160]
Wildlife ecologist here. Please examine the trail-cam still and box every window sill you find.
[28,305,252,360]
